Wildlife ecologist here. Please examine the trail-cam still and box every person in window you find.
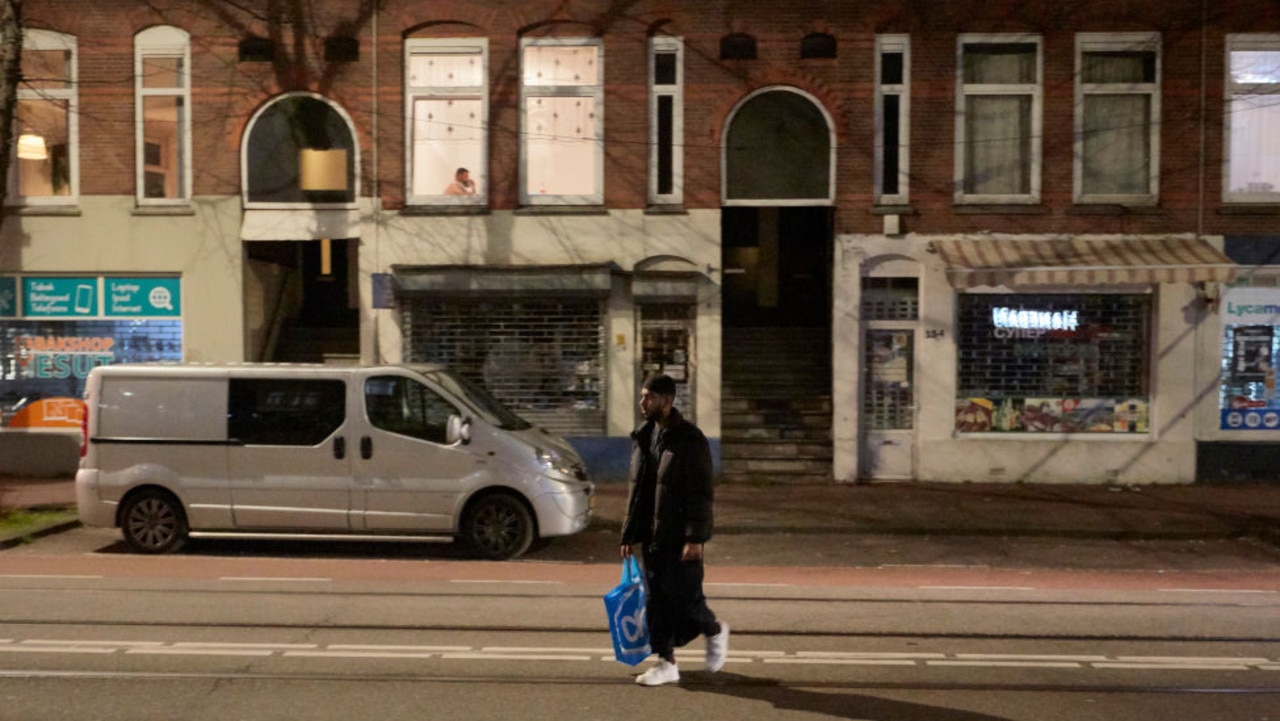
[444,167,477,196]
[621,373,728,687]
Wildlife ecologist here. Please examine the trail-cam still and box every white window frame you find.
[404,38,488,207]
[1224,34,1280,204]
[135,25,192,206]
[954,34,1042,205]
[648,36,683,206]
[875,35,910,205]
[8,29,78,206]
[519,37,604,206]
[1074,32,1160,206]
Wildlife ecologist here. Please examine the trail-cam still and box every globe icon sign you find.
[149,286,173,311]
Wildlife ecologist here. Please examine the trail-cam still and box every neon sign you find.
[992,307,1079,332]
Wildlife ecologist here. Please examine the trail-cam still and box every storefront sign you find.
[22,277,99,317]
[991,307,1079,332]
[104,277,181,317]
[0,276,15,318]
[1222,287,1280,325]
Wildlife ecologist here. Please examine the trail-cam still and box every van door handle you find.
[334,437,346,459]
[360,436,373,459]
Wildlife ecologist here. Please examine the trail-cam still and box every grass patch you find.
[0,507,78,542]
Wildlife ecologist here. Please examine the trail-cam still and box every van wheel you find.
[461,494,534,560]
[121,490,188,554]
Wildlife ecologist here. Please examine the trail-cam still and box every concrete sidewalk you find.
[5,475,1279,543]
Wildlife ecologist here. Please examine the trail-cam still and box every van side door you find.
[354,373,482,531]
[226,377,352,530]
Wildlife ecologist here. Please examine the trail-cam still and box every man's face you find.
[457,170,470,183]
[639,388,672,422]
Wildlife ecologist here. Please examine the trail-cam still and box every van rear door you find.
[352,371,483,531]
[226,376,352,530]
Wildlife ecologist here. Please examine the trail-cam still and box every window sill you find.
[644,204,688,216]
[953,205,1050,215]
[1066,204,1165,216]
[1218,204,1280,215]
[132,205,196,217]
[399,204,491,217]
[3,205,82,217]
[515,205,609,216]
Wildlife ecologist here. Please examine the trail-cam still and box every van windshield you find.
[422,369,533,431]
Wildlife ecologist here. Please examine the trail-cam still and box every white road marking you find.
[127,648,275,657]
[1157,588,1277,594]
[20,640,162,648]
[0,574,103,580]
[440,652,595,661]
[955,653,1110,662]
[929,660,1082,668]
[919,585,1035,591]
[1094,662,1252,671]
[172,642,318,650]
[794,651,947,660]
[326,644,471,653]
[219,577,331,583]
[1113,655,1272,665]
[0,647,116,654]
[284,650,440,659]
[767,658,917,666]
[706,583,794,588]
[449,580,563,585]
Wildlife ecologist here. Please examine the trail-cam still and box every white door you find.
[860,328,916,479]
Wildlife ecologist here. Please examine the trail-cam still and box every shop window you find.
[405,38,487,206]
[520,39,603,205]
[1218,283,1280,430]
[649,36,683,205]
[227,378,346,446]
[875,35,910,205]
[136,26,191,204]
[401,297,606,436]
[954,293,1151,433]
[639,303,695,422]
[1224,35,1280,203]
[1075,33,1160,204]
[9,30,77,205]
[956,36,1041,204]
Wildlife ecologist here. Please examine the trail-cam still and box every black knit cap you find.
[642,373,677,397]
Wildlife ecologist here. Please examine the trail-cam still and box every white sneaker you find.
[706,621,729,673]
[635,659,680,686]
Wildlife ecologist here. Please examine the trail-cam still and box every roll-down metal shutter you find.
[401,298,606,436]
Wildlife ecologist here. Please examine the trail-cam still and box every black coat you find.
[621,408,714,551]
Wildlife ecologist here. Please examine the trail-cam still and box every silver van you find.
[75,363,594,560]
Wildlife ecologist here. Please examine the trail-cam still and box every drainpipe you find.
[369,0,382,363]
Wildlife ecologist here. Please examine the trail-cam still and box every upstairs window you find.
[243,93,358,207]
[135,26,192,204]
[520,38,604,205]
[649,36,683,206]
[405,39,487,206]
[956,35,1042,204]
[9,29,77,205]
[720,33,757,60]
[1225,34,1280,203]
[875,35,910,205]
[1075,33,1160,204]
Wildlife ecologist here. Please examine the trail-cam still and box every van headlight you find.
[536,447,583,479]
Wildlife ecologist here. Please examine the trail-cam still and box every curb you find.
[0,516,82,551]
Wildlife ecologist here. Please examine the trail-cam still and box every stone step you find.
[721,425,833,442]
[722,410,832,428]
[721,396,832,413]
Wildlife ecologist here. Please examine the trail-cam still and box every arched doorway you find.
[719,88,835,482]
[240,93,361,363]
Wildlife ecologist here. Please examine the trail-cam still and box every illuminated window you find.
[136,26,191,204]
[405,38,487,206]
[955,35,1042,204]
[520,38,604,205]
[1225,34,1280,203]
[9,30,77,205]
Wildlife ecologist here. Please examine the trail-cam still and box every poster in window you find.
[1022,398,1063,432]
[1060,398,1116,433]
[1231,326,1274,385]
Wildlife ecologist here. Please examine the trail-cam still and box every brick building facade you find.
[2,0,1279,482]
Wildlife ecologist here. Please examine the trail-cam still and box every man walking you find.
[621,373,729,686]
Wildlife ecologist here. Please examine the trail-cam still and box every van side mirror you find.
[447,415,471,445]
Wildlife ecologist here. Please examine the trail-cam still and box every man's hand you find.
[681,542,704,561]
[620,544,632,559]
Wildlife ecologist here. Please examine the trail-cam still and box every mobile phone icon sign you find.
[75,284,94,314]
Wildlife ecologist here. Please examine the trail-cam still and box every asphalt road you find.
[1,527,1278,721]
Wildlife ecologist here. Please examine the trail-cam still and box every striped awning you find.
[932,237,1237,288]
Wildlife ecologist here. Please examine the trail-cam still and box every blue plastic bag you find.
[603,556,651,666]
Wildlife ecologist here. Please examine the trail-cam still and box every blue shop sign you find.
[104,277,181,317]
[22,277,99,317]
